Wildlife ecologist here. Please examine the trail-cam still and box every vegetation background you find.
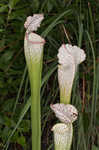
[0,0,99,150]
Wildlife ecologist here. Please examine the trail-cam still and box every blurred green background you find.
[0,0,99,150]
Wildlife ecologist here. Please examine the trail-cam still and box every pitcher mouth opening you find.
[25,32,46,45]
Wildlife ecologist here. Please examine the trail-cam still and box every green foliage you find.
[0,0,99,150]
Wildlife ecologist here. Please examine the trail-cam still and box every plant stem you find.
[24,32,45,150]
[60,88,71,104]
[28,57,43,150]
